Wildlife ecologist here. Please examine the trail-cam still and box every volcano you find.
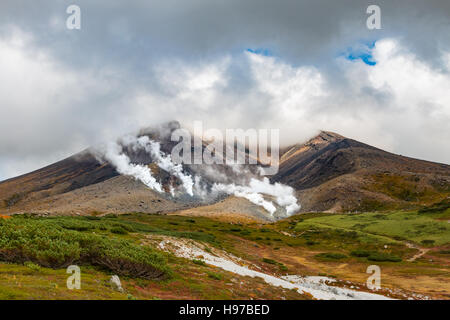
[274,131,450,212]
[0,124,449,220]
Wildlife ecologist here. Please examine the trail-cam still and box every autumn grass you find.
[294,210,450,246]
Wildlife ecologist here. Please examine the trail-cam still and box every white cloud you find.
[0,32,82,154]
[1,31,450,181]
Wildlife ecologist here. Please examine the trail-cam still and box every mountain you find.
[0,150,189,216]
[273,131,450,212]
[0,126,449,219]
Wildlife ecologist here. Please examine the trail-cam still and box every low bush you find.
[0,216,170,279]
[420,239,435,246]
[110,226,128,235]
[113,223,135,232]
[84,216,101,221]
[279,264,288,272]
[207,271,223,280]
[24,261,41,271]
[350,249,372,257]
[419,198,450,214]
[262,258,277,265]
[58,220,96,232]
[315,252,347,261]
[367,252,401,262]
[192,259,206,266]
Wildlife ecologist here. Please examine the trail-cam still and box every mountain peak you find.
[318,130,346,141]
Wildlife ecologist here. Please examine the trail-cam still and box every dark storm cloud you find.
[1,0,449,66]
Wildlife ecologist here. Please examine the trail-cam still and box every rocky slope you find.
[273,131,450,212]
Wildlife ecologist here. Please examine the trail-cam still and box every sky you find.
[0,0,450,180]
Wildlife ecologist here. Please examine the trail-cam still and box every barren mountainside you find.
[0,129,449,217]
[274,131,450,212]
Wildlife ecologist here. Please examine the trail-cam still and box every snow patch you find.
[157,238,391,300]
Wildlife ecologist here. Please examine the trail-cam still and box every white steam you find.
[96,133,300,217]
[131,136,194,196]
[100,141,163,192]
[212,177,299,216]
[213,183,277,214]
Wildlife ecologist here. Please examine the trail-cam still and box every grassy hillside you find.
[294,210,450,246]
[0,208,449,299]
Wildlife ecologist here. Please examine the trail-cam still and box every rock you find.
[109,275,123,292]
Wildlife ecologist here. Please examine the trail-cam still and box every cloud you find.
[0,1,450,180]
[1,1,450,67]
[130,39,450,164]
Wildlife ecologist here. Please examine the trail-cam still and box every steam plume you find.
[127,135,194,196]
[212,178,299,216]
[95,130,300,217]
[100,141,163,192]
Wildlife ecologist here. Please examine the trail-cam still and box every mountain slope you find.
[1,128,449,217]
[273,131,450,212]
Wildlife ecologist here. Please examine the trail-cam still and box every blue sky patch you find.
[342,41,377,66]
[246,48,273,56]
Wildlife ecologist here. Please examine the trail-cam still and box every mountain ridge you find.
[273,131,450,212]
[0,127,449,218]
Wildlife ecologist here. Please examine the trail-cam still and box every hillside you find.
[0,150,194,216]
[273,131,450,212]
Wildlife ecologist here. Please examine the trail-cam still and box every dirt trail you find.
[405,242,430,262]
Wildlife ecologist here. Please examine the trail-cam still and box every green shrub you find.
[419,198,450,214]
[192,259,206,266]
[84,216,101,221]
[24,261,41,271]
[279,264,288,272]
[367,252,401,262]
[0,217,170,279]
[262,258,277,265]
[420,239,435,246]
[103,214,118,219]
[110,226,128,235]
[203,246,213,254]
[315,252,347,261]
[58,220,95,232]
[113,223,135,232]
[350,250,372,257]
[206,271,223,280]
